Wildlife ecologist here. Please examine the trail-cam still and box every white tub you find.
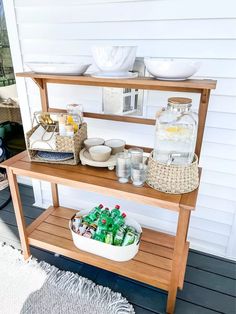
[69,209,142,262]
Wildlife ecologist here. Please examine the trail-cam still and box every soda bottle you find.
[93,232,106,242]
[96,219,108,234]
[83,215,92,224]
[111,205,120,219]
[126,225,136,234]
[113,226,126,246]
[100,207,110,220]
[87,204,103,222]
[113,213,126,232]
[105,231,113,245]
[122,230,135,246]
[93,219,108,242]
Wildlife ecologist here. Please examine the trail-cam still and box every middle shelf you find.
[9,152,199,212]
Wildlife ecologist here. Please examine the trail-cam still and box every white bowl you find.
[92,46,137,74]
[26,62,91,75]
[84,138,105,150]
[105,139,126,155]
[144,58,201,80]
[89,145,112,162]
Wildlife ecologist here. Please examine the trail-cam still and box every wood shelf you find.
[26,205,189,291]
[8,72,216,313]
[16,72,217,92]
[1,151,200,212]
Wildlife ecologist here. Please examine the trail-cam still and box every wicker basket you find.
[26,121,87,165]
[0,103,22,124]
[146,152,199,194]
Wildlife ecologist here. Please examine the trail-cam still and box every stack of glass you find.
[116,147,147,187]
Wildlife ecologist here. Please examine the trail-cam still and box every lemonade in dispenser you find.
[153,97,198,165]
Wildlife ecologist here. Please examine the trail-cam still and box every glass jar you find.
[153,97,198,165]
[67,104,83,125]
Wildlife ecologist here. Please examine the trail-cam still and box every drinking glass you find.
[128,147,143,166]
[116,152,131,183]
[131,163,147,187]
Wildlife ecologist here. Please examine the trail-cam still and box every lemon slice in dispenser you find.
[166,126,183,133]
[67,115,74,124]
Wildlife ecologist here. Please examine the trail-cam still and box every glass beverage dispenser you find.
[153,97,198,165]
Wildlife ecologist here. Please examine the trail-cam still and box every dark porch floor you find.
[0,184,235,314]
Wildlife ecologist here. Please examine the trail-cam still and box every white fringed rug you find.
[0,243,135,314]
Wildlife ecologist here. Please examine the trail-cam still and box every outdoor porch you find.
[0,184,235,314]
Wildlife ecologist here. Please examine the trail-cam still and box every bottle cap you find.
[105,207,109,211]
[99,204,104,209]
[102,219,106,224]
[121,213,126,218]
[115,205,120,209]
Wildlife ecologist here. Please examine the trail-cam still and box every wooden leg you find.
[51,182,59,207]
[166,207,191,314]
[7,169,31,260]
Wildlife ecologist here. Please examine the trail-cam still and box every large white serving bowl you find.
[26,62,91,75]
[92,46,137,74]
[144,58,201,80]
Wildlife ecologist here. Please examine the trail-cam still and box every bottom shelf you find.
[26,206,189,292]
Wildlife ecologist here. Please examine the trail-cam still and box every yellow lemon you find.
[67,115,74,124]
[166,126,182,133]
[72,122,79,133]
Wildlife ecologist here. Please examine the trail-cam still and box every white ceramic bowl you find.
[84,138,105,150]
[26,62,91,75]
[144,58,201,80]
[92,46,137,74]
[105,139,126,155]
[89,145,111,162]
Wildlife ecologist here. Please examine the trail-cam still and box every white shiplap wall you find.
[4,0,236,259]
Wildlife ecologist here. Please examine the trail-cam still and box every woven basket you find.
[146,152,199,194]
[26,122,87,165]
[0,103,22,124]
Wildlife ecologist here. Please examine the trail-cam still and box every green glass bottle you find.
[100,207,110,219]
[113,212,126,232]
[96,219,108,234]
[87,204,103,222]
[110,205,120,219]
[122,230,135,246]
[93,232,106,242]
[113,226,126,246]
[93,218,108,242]
[105,231,113,245]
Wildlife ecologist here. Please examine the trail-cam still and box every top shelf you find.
[16,72,217,93]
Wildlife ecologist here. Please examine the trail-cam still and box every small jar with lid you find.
[153,97,198,165]
[67,104,83,126]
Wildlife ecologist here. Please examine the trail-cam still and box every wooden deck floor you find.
[0,184,235,314]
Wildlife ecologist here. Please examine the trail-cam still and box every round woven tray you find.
[146,152,199,194]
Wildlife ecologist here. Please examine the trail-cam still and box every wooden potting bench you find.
[1,73,216,313]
